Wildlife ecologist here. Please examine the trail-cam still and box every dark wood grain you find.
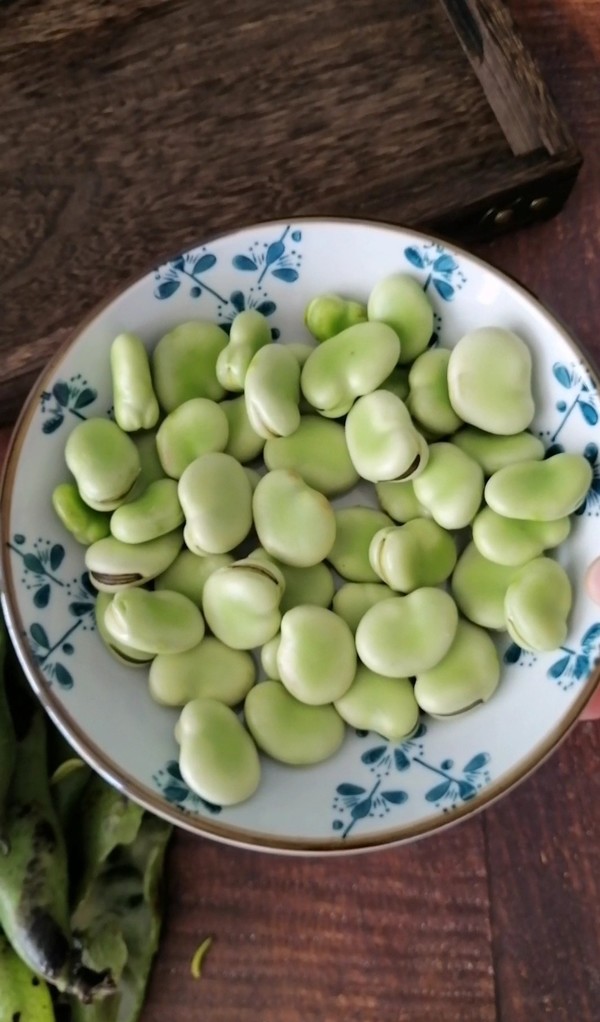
[0,0,581,425]
[0,1,599,1020]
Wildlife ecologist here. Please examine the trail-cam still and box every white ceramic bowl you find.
[1,219,599,854]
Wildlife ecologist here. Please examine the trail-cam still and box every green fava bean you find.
[175,698,260,806]
[221,395,265,463]
[216,309,272,391]
[110,332,159,432]
[376,479,432,523]
[277,606,357,705]
[52,483,110,545]
[149,637,255,707]
[156,398,229,479]
[264,415,359,497]
[104,588,205,655]
[300,321,400,418]
[328,507,392,582]
[304,293,367,342]
[202,557,285,649]
[95,592,153,666]
[245,681,345,765]
[248,547,335,613]
[244,466,261,491]
[85,529,182,592]
[155,550,233,605]
[152,321,229,411]
[178,452,253,555]
[245,344,301,439]
[504,557,572,652]
[253,469,336,567]
[367,273,434,364]
[452,427,545,475]
[334,666,419,741]
[414,620,500,718]
[447,327,534,434]
[355,589,458,678]
[369,520,457,592]
[380,365,410,401]
[406,348,462,436]
[65,418,141,510]
[110,478,183,543]
[451,542,519,630]
[261,634,281,679]
[345,390,429,483]
[332,582,394,633]
[485,453,592,521]
[413,442,484,529]
[472,507,571,566]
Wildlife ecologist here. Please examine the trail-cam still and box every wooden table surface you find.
[1,1,599,1019]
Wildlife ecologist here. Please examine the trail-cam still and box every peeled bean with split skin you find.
[104,588,205,655]
[414,620,501,718]
[202,557,285,650]
[345,390,429,483]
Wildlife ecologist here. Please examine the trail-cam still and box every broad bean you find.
[447,326,534,434]
[334,666,419,741]
[245,681,345,765]
[156,398,229,478]
[178,452,253,555]
[149,637,255,706]
[216,309,272,391]
[245,345,301,439]
[484,453,592,521]
[451,541,519,630]
[65,418,140,511]
[369,519,456,592]
[85,529,182,592]
[176,698,261,805]
[414,620,500,717]
[261,634,281,679]
[110,478,183,544]
[202,557,285,649]
[472,507,571,566]
[264,415,359,496]
[221,395,265,463]
[504,557,572,651]
[413,442,484,529]
[355,589,458,677]
[345,390,429,483]
[305,293,367,342]
[328,506,392,582]
[452,427,545,475]
[104,588,205,655]
[300,321,400,417]
[407,348,462,436]
[52,483,110,545]
[277,606,357,704]
[95,591,153,666]
[253,469,336,567]
[110,332,159,431]
[152,321,229,411]
[367,273,434,363]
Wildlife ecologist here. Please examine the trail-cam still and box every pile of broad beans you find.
[52,273,592,806]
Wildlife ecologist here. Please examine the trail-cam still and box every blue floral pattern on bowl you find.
[3,219,600,851]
